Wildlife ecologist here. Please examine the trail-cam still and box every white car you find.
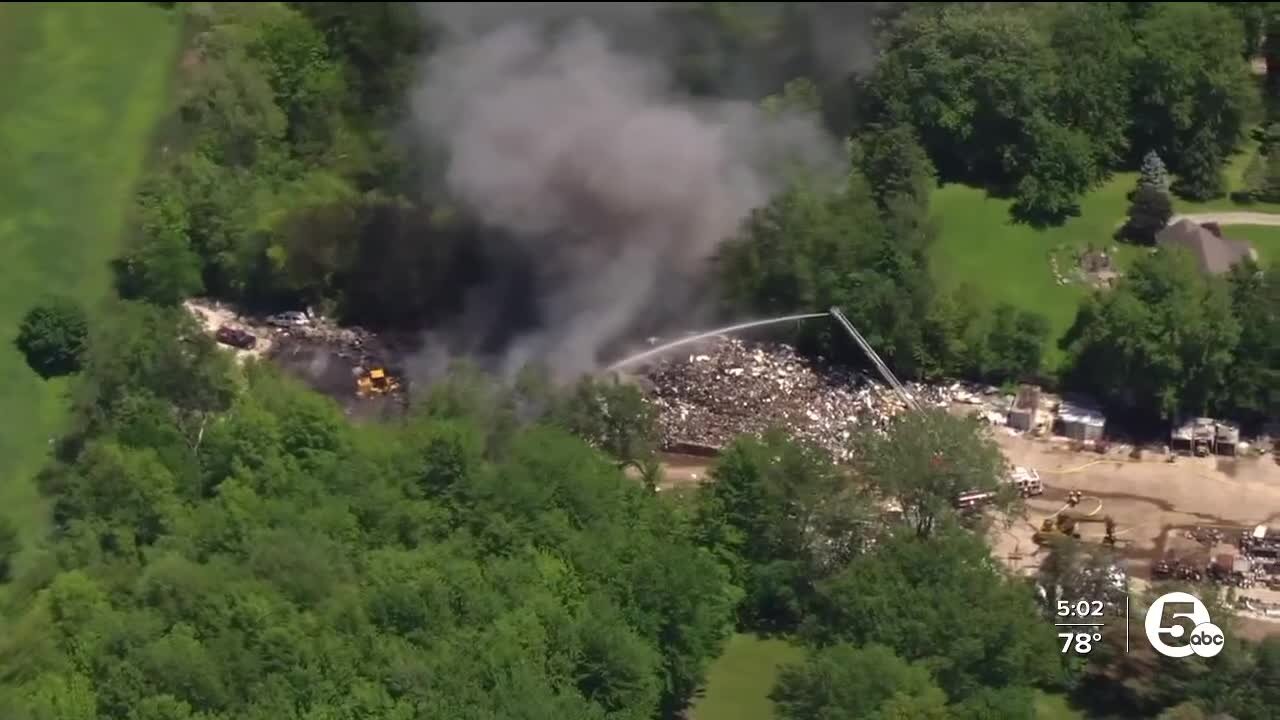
[267,311,310,327]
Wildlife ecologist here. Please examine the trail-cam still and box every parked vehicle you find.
[215,326,256,349]
[266,311,309,327]
[1008,466,1043,497]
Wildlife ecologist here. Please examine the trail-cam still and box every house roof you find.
[1156,219,1257,274]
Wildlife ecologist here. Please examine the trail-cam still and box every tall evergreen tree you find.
[1173,129,1227,200]
[1139,150,1171,193]
[1124,185,1174,244]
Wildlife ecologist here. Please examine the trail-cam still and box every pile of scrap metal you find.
[1242,524,1280,559]
[641,337,964,461]
[1152,557,1206,582]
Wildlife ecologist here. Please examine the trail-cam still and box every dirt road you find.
[184,299,272,363]
[1171,211,1280,226]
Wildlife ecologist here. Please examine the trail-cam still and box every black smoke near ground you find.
[407,3,874,381]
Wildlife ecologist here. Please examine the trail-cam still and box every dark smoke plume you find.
[410,3,856,380]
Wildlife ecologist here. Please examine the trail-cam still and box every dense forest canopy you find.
[5,3,1280,720]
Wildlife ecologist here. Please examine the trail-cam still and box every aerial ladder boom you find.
[829,307,919,411]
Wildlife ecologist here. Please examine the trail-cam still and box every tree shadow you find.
[1009,202,1081,229]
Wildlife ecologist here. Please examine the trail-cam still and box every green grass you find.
[692,634,806,720]
[930,142,1280,370]
[0,3,180,568]
[692,635,1085,720]
[1221,224,1280,266]
[929,175,1146,369]
[1034,691,1087,720]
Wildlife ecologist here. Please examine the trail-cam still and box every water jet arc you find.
[604,313,828,372]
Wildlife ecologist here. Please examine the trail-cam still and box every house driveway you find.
[1171,211,1280,226]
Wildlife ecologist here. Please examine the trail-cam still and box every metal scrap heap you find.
[641,338,953,461]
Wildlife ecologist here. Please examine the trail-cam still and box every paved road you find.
[1171,211,1280,226]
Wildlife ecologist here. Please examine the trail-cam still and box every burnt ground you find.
[267,334,413,422]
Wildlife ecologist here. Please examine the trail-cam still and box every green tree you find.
[112,229,204,307]
[1048,3,1138,170]
[294,2,423,113]
[551,377,658,467]
[719,172,936,377]
[179,8,288,168]
[855,124,936,217]
[1139,150,1172,193]
[1243,146,1280,201]
[1223,259,1280,423]
[870,6,1056,185]
[1123,184,1175,244]
[16,673,99,720]
[1011,118,1098,223]
[803,530,1062,699]
[1173,127,1228,201]
[16,300,88,378]
[0,517,19,582]
[1062,248,1241,421]
[983,304,1050,382]
[1133,3,1255,185]
[696,432,872,629]
[248,8,347,158]
[848,409,1008,539]
[61,442,180,544]
[771,644,948,720]
[949,686,1039,720]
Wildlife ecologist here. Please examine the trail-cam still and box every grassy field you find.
[692,634,805,720]
[0,3,180,567]
[1034,691,1087,720]
[692,633,1085,720]
[1221,224,1280,266]
[929,146,1280,369]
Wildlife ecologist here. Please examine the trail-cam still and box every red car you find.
[215,326,257,349]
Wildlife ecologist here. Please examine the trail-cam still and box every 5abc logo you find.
[1144,591,1225,658]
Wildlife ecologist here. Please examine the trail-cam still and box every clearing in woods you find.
[929,142,1280,370]
[692,634,804,720]
[0,3,180,566]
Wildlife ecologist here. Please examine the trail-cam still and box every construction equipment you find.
[1034,511,1117,545]
[356,367,400,398]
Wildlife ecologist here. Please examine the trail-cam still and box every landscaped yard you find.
[692,633,805,720]
[929,145,1280,369]
[1221,224,1280,266]
[0,3,180,567]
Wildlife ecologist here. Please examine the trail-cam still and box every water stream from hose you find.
[604,313,828,372]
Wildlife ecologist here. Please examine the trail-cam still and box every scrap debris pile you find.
[640,337,966,461]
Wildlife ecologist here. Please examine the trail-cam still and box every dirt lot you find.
[992,433,1280,573]
[652,428,1280,637]
[184,299,273,363]
[990,432,1280,637]
[185,299,410,421]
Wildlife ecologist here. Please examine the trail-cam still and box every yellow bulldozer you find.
[1034,512,1117,546]
[356,367,400,399]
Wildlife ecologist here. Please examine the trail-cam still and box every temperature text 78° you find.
[1059,632,1102,654]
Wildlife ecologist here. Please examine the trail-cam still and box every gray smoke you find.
[411,3,845,380]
